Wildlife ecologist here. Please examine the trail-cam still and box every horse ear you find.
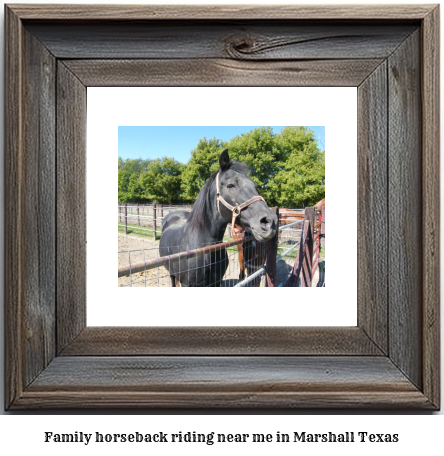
[219,149,230,171]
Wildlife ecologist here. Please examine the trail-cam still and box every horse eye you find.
[227,184,235,189]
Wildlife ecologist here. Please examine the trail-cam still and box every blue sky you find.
[118,126,325,163]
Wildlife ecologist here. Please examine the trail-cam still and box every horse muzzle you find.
[248,211,278,242]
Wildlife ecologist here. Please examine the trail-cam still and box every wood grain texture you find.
[21,28,57,387]
[421,6,440,409]
[26,22,416,60]
[56,62,87,353]
[29,356,418,391]
[16,390,433,410]
[357,62,388,354]
[63,59,384,88]
[7,4,435,20]
[4,4,24,410]
[388,31,422,389]
[5,9,58,409]
[14,356,433,409]
[61,327,383,356]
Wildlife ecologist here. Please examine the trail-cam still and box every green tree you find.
[226,126,324,207]
[272,127,325,207]
[118,169,130,202]
[139,157,184,204]
[117,127,325,208]
[226,126,290,206]
[119,157,151,175]
[180,137,228,202]
[118,157,151,202]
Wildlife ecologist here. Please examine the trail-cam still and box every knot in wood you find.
[224,34,255,59]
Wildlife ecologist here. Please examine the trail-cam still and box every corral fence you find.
[118,204,325,288]
[118,203,192,239]
[118,203,305,239]
[283,206,325,287]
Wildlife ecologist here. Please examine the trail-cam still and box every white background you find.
[0,0,442,450]
[87,87,357,326]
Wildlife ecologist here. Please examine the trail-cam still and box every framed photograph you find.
[5,4,440,409]
[90,87,355,326]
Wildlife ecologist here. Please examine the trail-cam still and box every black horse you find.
[159,149,278,286]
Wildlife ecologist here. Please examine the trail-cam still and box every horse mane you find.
[188,160,250,231]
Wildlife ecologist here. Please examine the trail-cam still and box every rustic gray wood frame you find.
[4,4,440,410]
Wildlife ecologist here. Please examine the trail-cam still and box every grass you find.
[223,236,242,254]
[277,243,298,260]
[223,235,300,261]
[318,245,326,262]
[118,223,162,241]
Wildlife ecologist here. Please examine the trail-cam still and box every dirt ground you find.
[118,235,171,287]
[118,235,247,287]
[118,234,251,287]
[118,234,322,287]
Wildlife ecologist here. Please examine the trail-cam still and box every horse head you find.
[216,149,278,242]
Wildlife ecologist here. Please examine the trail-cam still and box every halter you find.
[216,172,266,237]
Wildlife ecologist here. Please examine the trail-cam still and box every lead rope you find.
[215,172,266,238]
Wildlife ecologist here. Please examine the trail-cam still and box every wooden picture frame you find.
[5,4,440,409]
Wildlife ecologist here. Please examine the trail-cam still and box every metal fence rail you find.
[117,204,324,288]
[118,219,303,287]
[118,234,255,278]
[118,203,303,239]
